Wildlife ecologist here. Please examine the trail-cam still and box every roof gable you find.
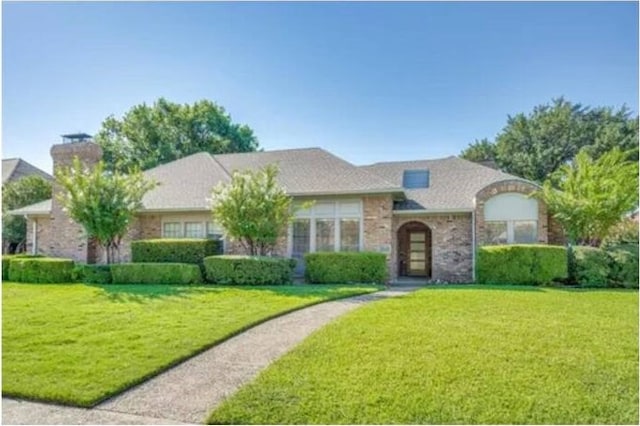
[2,158,52,184]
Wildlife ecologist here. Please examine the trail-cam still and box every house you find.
[11,139,564,282]
[2,158,52,184]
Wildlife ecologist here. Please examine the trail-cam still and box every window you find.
[316,219,335,252]
[340,219,360,252]
[206,222,224,240]
[402,170,429,188]
[292,219,311,258]
[163,222,182,238]
[486,221,508,245]
[184,222,203,238]
[514,220,537,243]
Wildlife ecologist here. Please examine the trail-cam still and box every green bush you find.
[476,245,567,285]
[606,244,639,289]
[204,255,295,285]
[131,239,222,267]
[304,252,387,284]
[571,246,610,288]
[2,254,43,280]
[111,263,202,285]
[73,264,113,284]
[8,257,75,283]
[602,219,639,246]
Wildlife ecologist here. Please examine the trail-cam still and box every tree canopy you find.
[55,158,156,263]
[95,98,259,171]
[211,165,294,256]
[2,175,52,253]
[535,148,638,246]
[461,98,639,182]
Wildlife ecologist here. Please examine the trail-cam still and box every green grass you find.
[209,286,639,425]
[2,282,378,407]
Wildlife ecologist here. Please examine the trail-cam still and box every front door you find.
[398,222,432,278]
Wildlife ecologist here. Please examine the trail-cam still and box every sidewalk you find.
[3,287,418,425]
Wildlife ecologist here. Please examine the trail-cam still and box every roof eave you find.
[393,208,474,215]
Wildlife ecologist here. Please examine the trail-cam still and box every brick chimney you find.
[50,134,103,263]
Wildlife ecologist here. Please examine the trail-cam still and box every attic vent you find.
[403,170,429,189]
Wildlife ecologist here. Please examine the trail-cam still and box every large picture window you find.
[484,192,539,245]
[340,219,360,252]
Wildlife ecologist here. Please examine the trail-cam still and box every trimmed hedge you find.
[131,239,222,266]
[111,263,202,285]
[476,245,567,285]
[8,257,75,283]
[74,264,113,284]
[204,255,295,285]
[2,254,43,280]
[304,252,387,284]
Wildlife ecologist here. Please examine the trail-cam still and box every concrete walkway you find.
[3,287,418,425]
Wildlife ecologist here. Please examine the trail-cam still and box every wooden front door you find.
[398,222,432,278]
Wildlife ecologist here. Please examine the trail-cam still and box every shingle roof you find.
[2,158,52,184]
[362,156,532,211]
[8,199,52,216]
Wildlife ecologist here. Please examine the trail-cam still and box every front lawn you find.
[209,286,639,424]
[2,282,378,407]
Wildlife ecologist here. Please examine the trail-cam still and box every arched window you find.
[484,193,538,244]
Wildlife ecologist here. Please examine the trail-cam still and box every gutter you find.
[472,210,476,283]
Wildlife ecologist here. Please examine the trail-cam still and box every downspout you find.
[30,217,37,255]
[471,210,476,283]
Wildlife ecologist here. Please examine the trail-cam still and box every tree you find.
[460,138,497,163]
[536,148,638,246]
[460,98,639,182]
[211,165,294,256]
[2,176,52,253]
[95,98,259,172]
[55,157,156,263]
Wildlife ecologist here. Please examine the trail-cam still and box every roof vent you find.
[61,133,93,144]
[403,170,429,189]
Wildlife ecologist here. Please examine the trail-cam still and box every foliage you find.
[209,287,638,425]
[602,218,639,247]
[304,252,388,284]
[73,264,113,284]
[571,246,611,288]
[460,98,638,182]
[211,165,294,256]
[55,157,156,263]
[476,245,567,285]
[2,283,377,406]
[459,138,497,163]
[2,254,43,280]
[95,98,259,172]
[8,258,75,283]
[606,244,639,289]
[131,239,222,271]
[204,255,295,285]
[536,148,638,245]
[110,263,202,285]
[2,175,52,253]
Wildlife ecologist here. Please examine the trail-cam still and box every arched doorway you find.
[397,221,432,278]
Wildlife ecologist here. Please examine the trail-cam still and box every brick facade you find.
[474,179,549,246]
[362,195,394,277]
[391,214,473,282]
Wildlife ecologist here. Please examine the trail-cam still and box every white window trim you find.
[486,220,538,244]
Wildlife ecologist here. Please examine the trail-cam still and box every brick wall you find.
[474,180,549,246]
[362,195,394,277]
[391,214,473,283]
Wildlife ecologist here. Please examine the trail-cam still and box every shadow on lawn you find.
[92,283,380,304]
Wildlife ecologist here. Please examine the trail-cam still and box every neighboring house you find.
[2,158,52,184]
[11,140,564,282]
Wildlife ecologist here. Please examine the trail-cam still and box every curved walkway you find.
[3,287,418,425]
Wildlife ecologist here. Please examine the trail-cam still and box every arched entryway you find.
[397,221,432,278]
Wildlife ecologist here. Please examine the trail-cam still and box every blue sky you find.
[3,1,638,174]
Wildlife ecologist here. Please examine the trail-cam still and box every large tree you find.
[211,165,294,256]
[536,148,638,246]
[95,98,259,171]
[461,98,638,182]
[2,176,52,253]
[55,158,156,263]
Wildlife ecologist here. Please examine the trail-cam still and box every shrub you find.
[2,254,43,280]
[571,246,610,288]
[602,219,639,246]
[73,264,113,284]
[131,239,222,267]
[204,255,295,285]
[476,245,567,285]
[8,257,75,283]
[606,244,639,289]
[111,263,202,285]
[304,252,387,284]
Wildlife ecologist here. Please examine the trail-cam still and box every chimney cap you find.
[61,133,93,143]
